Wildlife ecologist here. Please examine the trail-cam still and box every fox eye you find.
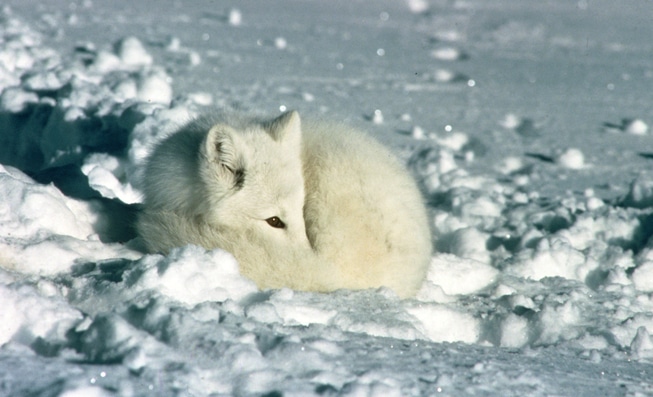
[265,216,286,229]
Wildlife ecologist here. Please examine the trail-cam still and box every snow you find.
[1,0,653,396]
[556,148,586,170]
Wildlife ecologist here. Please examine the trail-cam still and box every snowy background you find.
[1,0,653,396]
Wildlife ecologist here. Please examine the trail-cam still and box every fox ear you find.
[203,125,246,189]
[265,110,301,145]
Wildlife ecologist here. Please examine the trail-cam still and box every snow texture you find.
[1,1,653,396]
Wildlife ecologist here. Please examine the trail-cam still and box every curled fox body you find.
[137,111,431,298]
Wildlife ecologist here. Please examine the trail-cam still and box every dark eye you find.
[265,216,286,229]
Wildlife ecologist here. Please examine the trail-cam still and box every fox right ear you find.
[203,125,246,189]
[266,110,301,145]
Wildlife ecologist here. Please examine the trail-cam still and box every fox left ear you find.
[266,110,301,145]
[203,124,247,190]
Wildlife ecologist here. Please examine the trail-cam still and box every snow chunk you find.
[0,86,38,112]
[420,253,498,296]
[188,91,213,106]
[630,326,653,360]
[0,281,83,346]
[23,70,63,91]
[500,113,522,129]
[432,131,469,151]
[406,0,429,14]
[78,313,174,370]
[115,37,153,68]
[457,195,503,218]
[510,236,591,281]
[82,153,141,204]
[59,386,114,397]
[0,165,140,274]
[0,165,96,240]
[555,148,585,169]
[496,156,524,174]
[136,69,173,105]
[501,313,530,348]
[2,235,139,275]
[621,175,653,208]
[632,261,653,292]
[268,290,338,326]
[411,125,425,139]
[409,147,458,193]
[557,207,641,251]
[90,50,122,73]
[130,246,258,305]
[430,47,464,61]
[604,118,649,135]
[408,304,479,343]
[445,227,492,264]
[371,109,384,124]
[111,78,138,101]
[274,37,287,50]
[228,8,243,26]
[537,299,583,345]
[625,119,649,135]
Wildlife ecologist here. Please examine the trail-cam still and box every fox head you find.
[198,111,310,246]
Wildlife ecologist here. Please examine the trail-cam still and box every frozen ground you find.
[1,0,653,396]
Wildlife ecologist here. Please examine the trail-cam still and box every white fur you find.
[137,111,432,298]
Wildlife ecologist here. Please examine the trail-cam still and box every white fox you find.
[136,111,432,298]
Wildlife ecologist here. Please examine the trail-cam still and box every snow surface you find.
[1,0,653,396]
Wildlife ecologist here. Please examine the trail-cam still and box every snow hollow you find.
[1,0,653,396]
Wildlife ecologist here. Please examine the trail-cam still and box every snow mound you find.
[0,10,180,203]
[0,275,83,347]
[130,246,258,305]
[0,165,140,274]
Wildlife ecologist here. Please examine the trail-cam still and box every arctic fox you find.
[136,111,432,298]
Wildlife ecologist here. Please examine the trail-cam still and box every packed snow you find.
[1,0,653,396]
